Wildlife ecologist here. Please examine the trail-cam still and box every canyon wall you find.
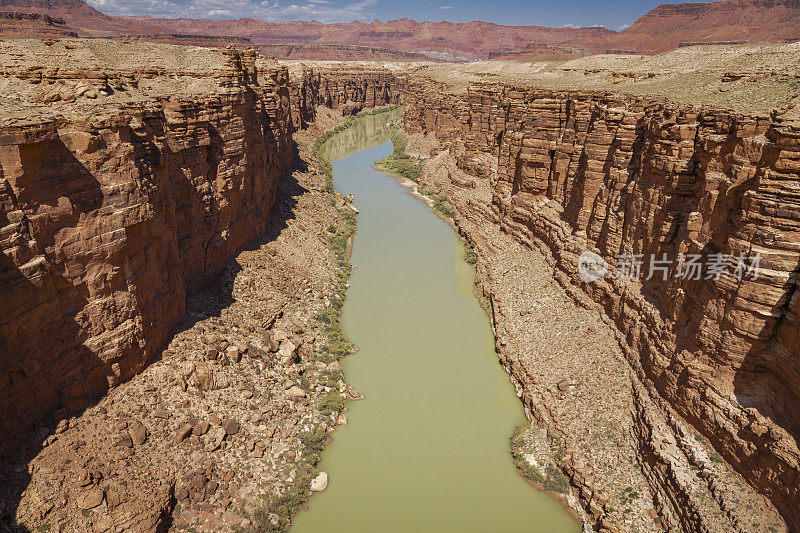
[287,67,402,130]
[0,46,406,457]
[402,81,800,529]
[0,48,294,455]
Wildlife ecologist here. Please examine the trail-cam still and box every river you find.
[291,109,579,533]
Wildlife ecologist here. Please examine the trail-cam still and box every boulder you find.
[310,472,328,492]
[129,420,148,446]
[287,386,307,400]
[76,487,104,510]
[221,419,240,436]
[205,427,227,451]
[175,423,194,443]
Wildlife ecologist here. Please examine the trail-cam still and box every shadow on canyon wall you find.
[0,135,110,531]
[732,253,800,532]
[0,136,306,531]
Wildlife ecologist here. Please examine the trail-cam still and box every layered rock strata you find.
[285,66,402,130]
[0,44,293,456]
[402,81,800,530]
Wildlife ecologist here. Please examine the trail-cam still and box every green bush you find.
[464,242,477,265]
[300,426,328,456]
[252,463,316,532]
[318,390,345,415]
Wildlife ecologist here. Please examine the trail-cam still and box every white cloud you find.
[86,0,380,22]
[439,4,453,8]
[617,23,630,30]
[561,23,578,28]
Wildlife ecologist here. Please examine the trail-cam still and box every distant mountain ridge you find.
[0,0,798,58]
[578,0,800,53]
[119,17,613,60]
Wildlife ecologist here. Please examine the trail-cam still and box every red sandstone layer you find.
[0,45,294,454]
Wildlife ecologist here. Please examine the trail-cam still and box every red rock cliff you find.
[287,66,402,130]
[0,47,293,455]
[403,81,800,529]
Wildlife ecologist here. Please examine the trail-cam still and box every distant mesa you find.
[576,0,800,54]
[488,43,590,61]
[255,43,433,61]
[113,33,252,47]
[0,10,78,37]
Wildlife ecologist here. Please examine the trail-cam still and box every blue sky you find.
[87,0,706,29]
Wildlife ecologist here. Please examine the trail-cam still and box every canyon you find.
[0,36,799,532]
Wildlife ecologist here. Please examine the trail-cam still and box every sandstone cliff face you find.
[286,66,402,130]
[403,82,800,529]
[0,47,293,456]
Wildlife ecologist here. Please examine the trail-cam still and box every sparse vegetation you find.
[299,426,329,457]
[375,123,423,182]
[315,207,357,363]
[318,367,344,388]
[464,241,477,265]
[251,462,316,532]
[318,390,345,415]
[375,121,454,219]
[510,424,571,494]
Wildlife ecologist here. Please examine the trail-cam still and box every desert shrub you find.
[318,390,344,415]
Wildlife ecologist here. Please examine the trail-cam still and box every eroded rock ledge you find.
[401,79,800,531]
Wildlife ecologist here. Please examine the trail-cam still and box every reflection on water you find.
[291,110,579,533]
[315,110,396,162]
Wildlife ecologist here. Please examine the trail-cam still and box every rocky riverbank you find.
[0,39,404,532]
[0,102,390,532]
[394,114,791,532]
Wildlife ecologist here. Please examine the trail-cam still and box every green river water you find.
[290,110,579,533]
